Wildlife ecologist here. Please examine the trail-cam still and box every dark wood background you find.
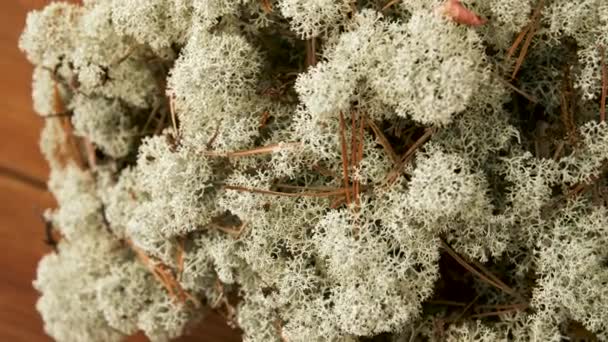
[0,2,240,341]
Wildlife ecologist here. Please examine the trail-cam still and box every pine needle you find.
[510,0,545,80]
[469,307,526,319]
[497,76,538,103]
[202,143,300,158]
[339,112,352,206]
[384,127,436,186]
[261,0,272,13]
[83,138,97,170]
[52,79,86,169]
[507,24,531,60]
[600,45,607,122]
[366,116,399,164]
[127,239,199,307]
[381,0,400,11]
[440,240,517,297]
[175,237,185,277]
[221,184,349,198]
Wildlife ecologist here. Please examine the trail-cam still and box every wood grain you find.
[0,2,241,341]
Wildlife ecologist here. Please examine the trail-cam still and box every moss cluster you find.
[20,0,608,341]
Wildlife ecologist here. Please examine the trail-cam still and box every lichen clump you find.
[20,0,608,341]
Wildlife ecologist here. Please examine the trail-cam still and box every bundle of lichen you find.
[20,0,608,341]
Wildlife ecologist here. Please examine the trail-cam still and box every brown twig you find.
[339,112,352,206]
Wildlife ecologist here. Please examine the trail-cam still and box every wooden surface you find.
[0,2,240,341]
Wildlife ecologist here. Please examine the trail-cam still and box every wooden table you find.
[0,2,241,341]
